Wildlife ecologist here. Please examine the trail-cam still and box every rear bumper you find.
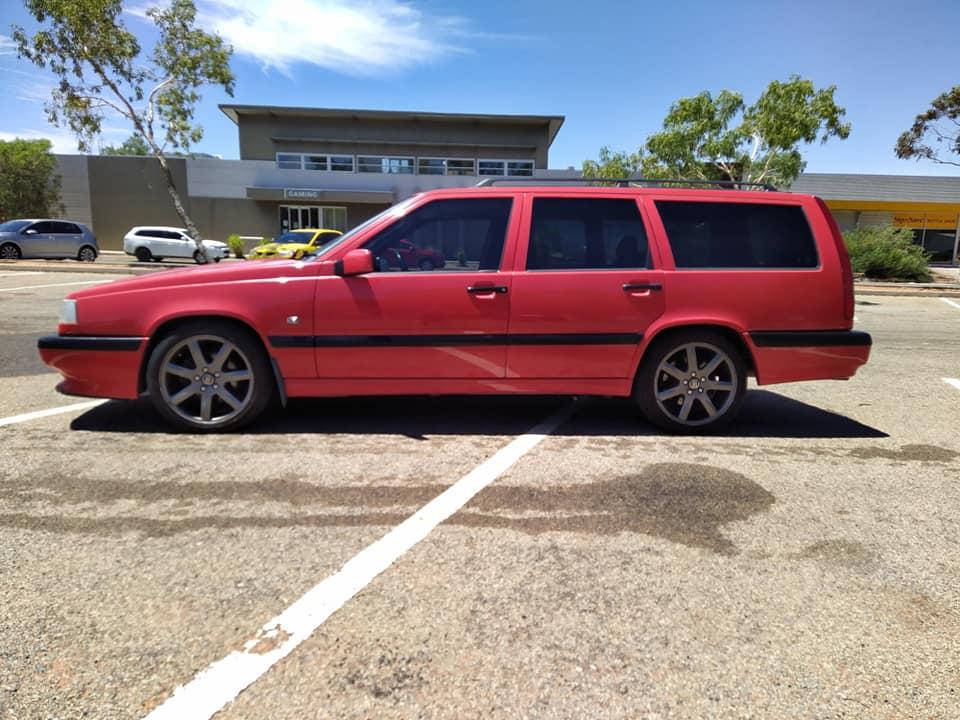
[37,335,146,399]
[747,330,872,385]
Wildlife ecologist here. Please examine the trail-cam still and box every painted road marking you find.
[941,298,960,311]
[0,271,44,278]
[144,402,578,720]
[0,400,107,428]
[0,279,111,293]
[944,378,960,392]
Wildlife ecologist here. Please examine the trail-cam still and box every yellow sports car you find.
[247,228,342,260]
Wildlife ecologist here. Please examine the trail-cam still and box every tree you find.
[583,76,851,188]
[0,138,62,221]
[895,86,960,168]
[101,134,150,156]
[12,0,234,253]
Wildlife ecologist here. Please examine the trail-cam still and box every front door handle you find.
[622,282,662,292]
[466,285,508,295]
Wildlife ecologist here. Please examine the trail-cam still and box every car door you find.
[49,221,81,257]
[506,193,667,378]
[20,221,58,257]
[313,196,517,379]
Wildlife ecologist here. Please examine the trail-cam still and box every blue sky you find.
[1,0,958,176]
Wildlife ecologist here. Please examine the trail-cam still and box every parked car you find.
[0,219,98,262]
[248,228,343,260]
[122,226,230,264]
[39,182,871,433]
[380,238,446,271]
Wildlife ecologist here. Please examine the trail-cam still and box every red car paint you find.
[39,186,870,410]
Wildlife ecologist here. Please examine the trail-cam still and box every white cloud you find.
[193,0,470,75]
[0,129,81,153]
[0,34,16,56]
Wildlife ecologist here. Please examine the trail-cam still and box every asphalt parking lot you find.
[1,267,959,719]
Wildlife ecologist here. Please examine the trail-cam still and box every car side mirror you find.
[335,248,374,276]
[24,228,38,235]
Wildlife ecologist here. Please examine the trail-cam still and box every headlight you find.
[59,299,78,324]
[277,249,295,257]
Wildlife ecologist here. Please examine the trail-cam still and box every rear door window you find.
[527,198,651,270]
[655,201,818,269]
[50,221,81,234]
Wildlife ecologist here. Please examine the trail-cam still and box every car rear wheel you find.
[134,246,152,262]
[146,321,272,432]
[634,330,746,434]
[418,258,434,271]
[77,245,97,262]
[193,250,208,264]
[0,243,22,260]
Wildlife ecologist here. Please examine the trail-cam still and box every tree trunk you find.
[153,152,205,259]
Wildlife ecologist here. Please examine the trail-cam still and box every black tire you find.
[633,329,747,434]
[418,258,434,271]
[145,320,273,432]
[213,257,221,263]
[0,243,22,260]
[77,245,97,262]
[193,250,208,265]
[135,246,152,262]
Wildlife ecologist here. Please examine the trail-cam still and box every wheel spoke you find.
[209,342,235,372]
[220,369,252,384]
[678,395,694,421]
[685,345,698,373]
[216,386,243,411]
[170,383,199,406]
[200,392,213,421]
[661,362,686,381]
[698,394,718,418]
[658,386,686,401]
[165,363,196,380]
[702,353,725,376]
[186,339,206,370]
[705,379,734,392]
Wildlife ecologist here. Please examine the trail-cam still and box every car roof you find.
[129,226,187,232]
[284,228,341,233]
[413,185,804,202]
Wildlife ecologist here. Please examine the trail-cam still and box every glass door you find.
[280,206,321,232]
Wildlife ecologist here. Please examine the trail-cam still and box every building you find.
[56,105,565,251]
[54,104,959,264]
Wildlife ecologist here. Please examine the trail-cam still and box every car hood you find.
[66,259,317,300]
[201,239,228,248]
[250,243,280,253]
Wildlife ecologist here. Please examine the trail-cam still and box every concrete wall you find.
[236,115,551,167]
[86,155,190,249]
[55,155,92,228]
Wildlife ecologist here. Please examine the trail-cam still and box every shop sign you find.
[284,188,321,200]
[892,212,957,230]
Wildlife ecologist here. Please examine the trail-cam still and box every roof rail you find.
[474,177,779,191]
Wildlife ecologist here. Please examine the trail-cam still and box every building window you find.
[358,156,415,174]
[304,154,328,171]
[417,157,476,176]
[279,205,348,233]
[330,155,354,172]
[479,159,535,177]
[277,153,302,170]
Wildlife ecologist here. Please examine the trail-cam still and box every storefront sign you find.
[284,188,321,200]
[892,212,957,230]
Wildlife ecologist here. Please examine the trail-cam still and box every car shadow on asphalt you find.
[70,389,887,439]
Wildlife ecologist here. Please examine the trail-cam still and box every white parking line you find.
[144,401,577,720]
[0,271,44,278]
[941,298,960,311]
[0,279,111,293]
[944,378,960,392]
[0,400,107,428]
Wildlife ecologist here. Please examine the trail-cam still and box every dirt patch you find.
[343,648,431,699]
[793,539,876,569]
[848,444,959,463]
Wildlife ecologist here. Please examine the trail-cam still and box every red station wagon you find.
[38,181,871,433]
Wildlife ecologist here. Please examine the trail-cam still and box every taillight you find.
[816,197,854,325]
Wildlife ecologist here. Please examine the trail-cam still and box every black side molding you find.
[749,330,872,348]
[37,335,145,352]
[269,333,643,349]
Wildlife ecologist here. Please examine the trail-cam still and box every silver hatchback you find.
[0,219,99,262]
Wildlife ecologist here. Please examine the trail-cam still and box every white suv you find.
[122,226,230,264]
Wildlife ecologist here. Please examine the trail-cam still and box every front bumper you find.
[37,335,147,399]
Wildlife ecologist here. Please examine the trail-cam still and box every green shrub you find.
[257,236,270,246]
[843,225,931,282]
[226,234,245,259]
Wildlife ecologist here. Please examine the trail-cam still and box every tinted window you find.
[527,198,651,270]
[363,198,512,272]
[656,201,818,269]
[136,229,161,238]
[30,221,56,233]
[50,221,81,234]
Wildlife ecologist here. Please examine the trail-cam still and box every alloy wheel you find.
[653,341,738,427]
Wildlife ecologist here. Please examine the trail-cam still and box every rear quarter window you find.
[655,201,818,269]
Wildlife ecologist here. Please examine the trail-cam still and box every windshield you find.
[302,198,419,260]
[0,220,31,232]
[273,231,313,244]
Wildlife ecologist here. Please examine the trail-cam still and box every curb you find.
[0,259,245,275]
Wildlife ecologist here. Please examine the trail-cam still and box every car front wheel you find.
[134,246,152,262]
[634,330,746,434]
[193,250,208,264]
[145,321,272,432]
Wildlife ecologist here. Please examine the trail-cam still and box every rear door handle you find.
[622,283,662,292]
[466,285,508,294]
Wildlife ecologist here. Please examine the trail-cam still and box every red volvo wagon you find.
[38,181,871,433]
